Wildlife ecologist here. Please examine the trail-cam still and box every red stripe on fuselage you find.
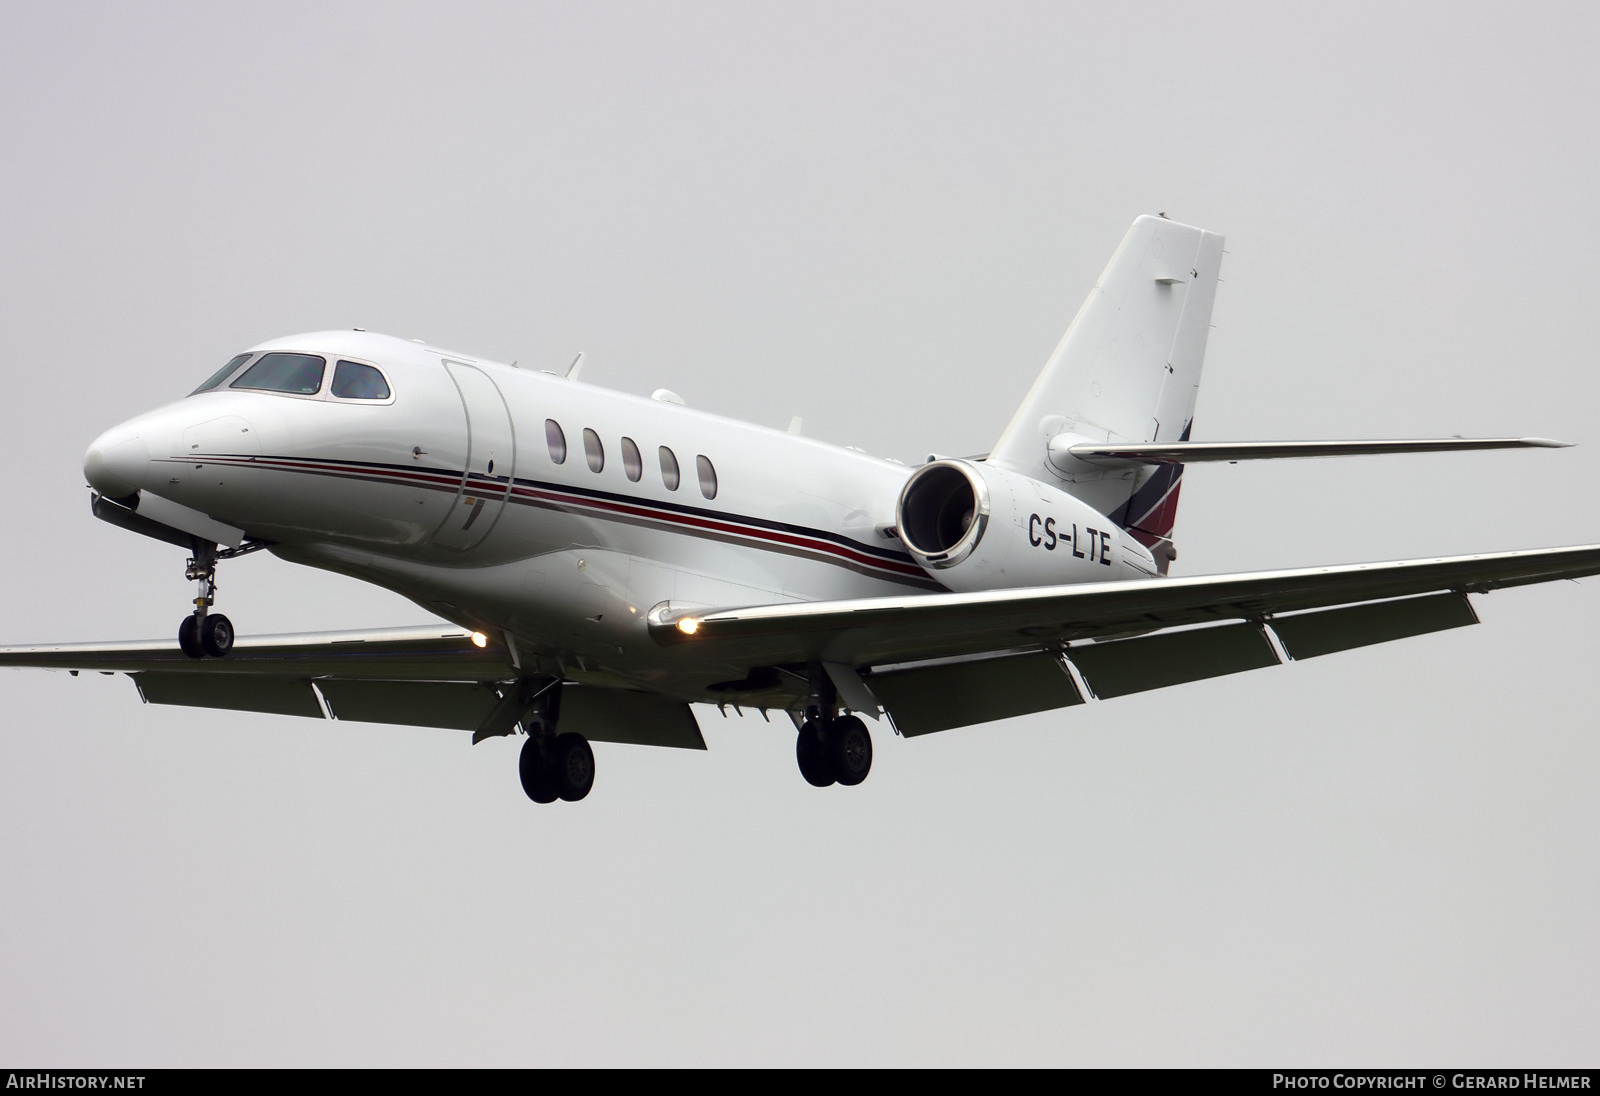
[179,453,931,583]
[504,482,925,578]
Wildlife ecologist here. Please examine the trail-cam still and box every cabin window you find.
[620,437,643,482]
[583,428,604,472]
[545,419,567,464]
[331,360,391,400]
[230,352,326,395]
[659,446,680,490]
[191,353,253,395]
[696,454,718,500]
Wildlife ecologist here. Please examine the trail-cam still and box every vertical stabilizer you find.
[988,215,1224,572]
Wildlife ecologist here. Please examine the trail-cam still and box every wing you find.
[0,626,706,750]
[648,544,1600,735]
[0,625,514,677]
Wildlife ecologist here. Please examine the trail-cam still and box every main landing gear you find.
[793,670,874,788]
[177,543,233,659]
[520,734,595,803]
[796,714,873,787]
[514,681,595,804]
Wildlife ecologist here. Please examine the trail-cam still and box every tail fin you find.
[988,215,1225,573]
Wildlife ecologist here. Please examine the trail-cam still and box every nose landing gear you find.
[177,544,233,658]
[177,613,229,658]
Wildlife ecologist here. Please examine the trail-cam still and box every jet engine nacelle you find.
[896,459,1158,592]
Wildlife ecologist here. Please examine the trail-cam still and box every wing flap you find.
[133,672,326,719]
[1068,622,1279,700]
[560,688,707,750]
[870,651,1083,736]
[6,627,704,749]
[319,679,499,730]
[314,680,705,748]
[1270,591,1479,661]
[859,591,1485,730]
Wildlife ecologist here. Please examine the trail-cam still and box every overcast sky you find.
[2,0,1598,1066]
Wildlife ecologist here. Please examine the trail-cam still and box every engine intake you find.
[896,459,1157,592]
[897,460,990,568]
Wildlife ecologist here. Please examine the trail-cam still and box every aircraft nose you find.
[84,425,150,499]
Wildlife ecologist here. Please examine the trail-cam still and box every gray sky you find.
[2,0,1598,1066]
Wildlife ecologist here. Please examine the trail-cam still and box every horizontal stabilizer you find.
[1058,436,1570,467]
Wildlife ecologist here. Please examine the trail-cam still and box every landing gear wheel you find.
[177,614,202,658]
[796,719,835,787]
[827,715,873,786]
[551,734,595,802]
[200,613,234,658]
[519,736,558,803]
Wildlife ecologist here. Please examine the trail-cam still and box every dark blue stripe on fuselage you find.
[189,450,919,567]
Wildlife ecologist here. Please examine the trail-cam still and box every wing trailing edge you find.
[0,626,707,750]
[831,590,1484,737]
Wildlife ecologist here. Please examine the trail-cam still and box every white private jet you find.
[6,215,1598,804]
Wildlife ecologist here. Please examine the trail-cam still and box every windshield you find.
[230,353,326,395]
[190,354,253,396]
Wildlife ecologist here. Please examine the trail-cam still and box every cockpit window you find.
[230,352,326,395]
[331,360,391,400]
[190,353,253,396]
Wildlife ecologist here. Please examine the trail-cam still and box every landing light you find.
[470,632,488,648]
[677,618,700,636]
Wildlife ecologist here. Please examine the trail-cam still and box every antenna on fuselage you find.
[787,416,803,435]
[566,352,585,381]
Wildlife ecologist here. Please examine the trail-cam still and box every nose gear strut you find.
[178,543,233,658]
[173,537,270,658]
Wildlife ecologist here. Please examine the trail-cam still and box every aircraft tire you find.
[200,614,234,658]
[177,614,202,658]
[551,733,595,802]
[519,736,558,804]
[796,720,835,787]
[828,715,872,787]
